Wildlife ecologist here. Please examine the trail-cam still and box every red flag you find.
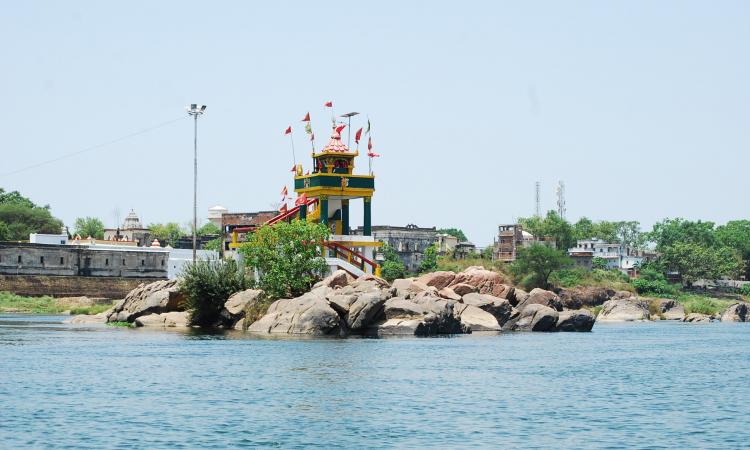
[305,170,310,175]
[355,127,363,144]
[324,101,333,107]
[335,124,346,135]
[284,126,292,135]
[280,186,288,197]
[367,152,381,158]
[301,112,310,122]
[295,193,308,206]
[367,136,373,151]
[279,203,288,214]
[290,165,296,173]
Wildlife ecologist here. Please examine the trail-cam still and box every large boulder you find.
[597,298,650,322]
[416,271,456,290]
[453,303,501,332]
[657,299,685,321]
[224,289,264,316]
[449,266,507,297]
[721,303,749,322]
[556,309,595,332]
[450,283,477,296]
[683,313,712,323]
[247,292,343,335]
[134,311,189,328]
[313,269,354,290]
[462,293,515,326]
[392,278,432,298]
[65,312,108,324]
[517,288,563,312]
[370,295,468,335]
[503,304,558,332]
[106,279,185,323]
[557,287,614,309]
[437,287,462,301]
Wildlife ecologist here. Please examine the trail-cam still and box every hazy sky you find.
[1,1,748,246]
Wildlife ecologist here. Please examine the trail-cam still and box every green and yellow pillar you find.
[342,200,350,235]
[320,195,329,227]
[363,197,371,236]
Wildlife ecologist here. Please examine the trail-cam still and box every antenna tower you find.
[535,181,541,217]
[556,180,566,219]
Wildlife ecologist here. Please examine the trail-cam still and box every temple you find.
[229,123,381,277]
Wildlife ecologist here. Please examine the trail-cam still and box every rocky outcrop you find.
[221,289,265,327]
[248,292,343,335]
[683,313,712,323]
[453,303,501,332]
[392,278,433,298]
[597,298,650,322]
[449,266,507,297]
[655,299,685,321]
[720,303,749,322]
[461,293,515,326]
[371,295,467,336]
[517,288,563,312]
[557,287,614,309]
[313,270,355,290]
[556,309,595,332]
[449,283,476,296]
[134,311,189,328]
[503,304,558,332]
[416,271,456,290]
[106,279,184,323]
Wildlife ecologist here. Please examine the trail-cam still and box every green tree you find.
[197,222,221,236]
[0,188,39,209]
[648,218,717,251]
[519,211,575,250]
[437,228,468,242]
[573,217,595,241]
[203,237,223,252]
[179,258,249,327]
[511,243,572,289]
[480,246,494,260]
[0,203,63,241]
[239,220,329,299]
[73,217,105,239]
[715,220,750,278]
[660,242,744,285]
[419,243,439,273]
[591,256,608,270]
[0,221,9,241]
[148,222,187,247]
[379,243,406,281]
[615,221,644,250]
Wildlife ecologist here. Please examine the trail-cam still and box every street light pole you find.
[187,104,206,263]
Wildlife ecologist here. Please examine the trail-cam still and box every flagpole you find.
[289,131,297,167]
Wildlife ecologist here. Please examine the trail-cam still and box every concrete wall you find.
[354,225,438,272]
[0,274,155,299]
[0,243,168,278]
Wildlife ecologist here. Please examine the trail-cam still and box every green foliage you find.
[0,292,63,313]
[436,228,468,242]
[419,244,439,273]
[239,220,329,299]
[648,218,717,251]
[0,204,63,241]
[179,258,249,327]
[740,284,750,296]
[0,221,9,241]
[203,237,223,252]
[632,268,678,296]
[660,242,744,284]
[549,267,632,291]
[591,257,608,270]
[549,268,584,288]
[511,244,572,289]
[480,246,493,260]
[715,220,750,278]
[379,243,407,281]
[0,188,39,209]
[197,222,221,236]
[107,321,133,327]
[73,217,105,239]
[519,211,575,250]
[677,294,733,316]
[148,222,187,247]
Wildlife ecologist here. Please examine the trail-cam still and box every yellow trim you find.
[295,173,374,180]
[328,241,383,247]
[312,150,359,158]
[295,187,375,197]
[228,242,242,249]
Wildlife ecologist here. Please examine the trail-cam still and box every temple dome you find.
[123,210,143,229]
[322,126,349,153]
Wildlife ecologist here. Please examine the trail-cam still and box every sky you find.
[1,1,748,246]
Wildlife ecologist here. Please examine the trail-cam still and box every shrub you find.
[678,295,733,316]
[632,268,678,296]
[381,260,406,282]
[740,284,750,297]
[549,268,585,288]
[239,220,328,299]
[180,258,249,327]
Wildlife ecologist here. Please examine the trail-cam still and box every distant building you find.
[567,238,650,274]
[354,224,437,272]
[493,224,556,263]
[453,241,477,259]
[222,210,278,255]
[0,241,168,278]
[436,233,458,254]
[166,248,219,279]
[30,233,68,245]
[103,210,153,246]
[207,205,228,228]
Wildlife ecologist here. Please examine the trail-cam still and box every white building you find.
[568,238,643,271]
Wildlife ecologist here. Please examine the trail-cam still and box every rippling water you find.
[1,315,749,449]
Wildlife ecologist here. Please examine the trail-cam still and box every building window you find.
[161,259,165,266]
[40,256,44,264]
[105,258,109,266]
[141,259,145,266]
[122,259,126,265]
[18,255,21,264]
[60,257,64,265]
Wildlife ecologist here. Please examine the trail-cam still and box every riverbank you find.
[0,291,113,315]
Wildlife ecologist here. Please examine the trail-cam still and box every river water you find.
[1,314,748,449]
